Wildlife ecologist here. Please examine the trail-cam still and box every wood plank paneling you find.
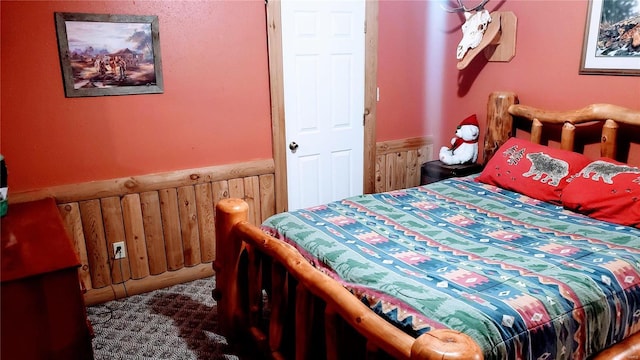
[79,199,111,289]
[211,180,230,266]
[406,150,419,188]
[212,180,230,203]
[58,202,92,290]
[375,154,385,193]
[10,148,425,305]
[259,174,276,222]
[122,194,150,279]
[244,176,261,226]
[8,160,275,305]
[195,183,216,263]
[375,137,433,192]
[228,178,245,201]
[392,152,407,190]
[159,188,184,271]
[101,197,131,284]
[177,186,201,267]
[385,153,396,191]
[140,191,167,275]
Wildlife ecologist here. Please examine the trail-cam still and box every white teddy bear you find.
[439,114,480,165]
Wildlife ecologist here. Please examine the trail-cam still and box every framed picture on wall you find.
[54,12,164,97]
[580,0,640,76]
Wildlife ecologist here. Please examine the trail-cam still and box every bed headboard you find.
[484,91,640,166]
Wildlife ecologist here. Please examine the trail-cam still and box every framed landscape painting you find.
[54,12,164,97]
[580,0,640,76]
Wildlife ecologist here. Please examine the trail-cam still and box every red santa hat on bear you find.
[457,114,479,129]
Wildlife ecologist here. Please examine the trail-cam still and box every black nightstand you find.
[420,160,483,185]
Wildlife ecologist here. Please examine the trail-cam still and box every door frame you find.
[266,0,378,213]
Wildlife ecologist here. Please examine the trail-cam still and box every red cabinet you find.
[1,198,93,360]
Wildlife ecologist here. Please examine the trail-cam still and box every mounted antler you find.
[441,0,489,13]
[442,0,493,60]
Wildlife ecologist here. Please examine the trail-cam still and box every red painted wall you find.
[2,1,639,193]
[1,1,272,193]
[377,0,640,162]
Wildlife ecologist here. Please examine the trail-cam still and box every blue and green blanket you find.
[262,177,640,360]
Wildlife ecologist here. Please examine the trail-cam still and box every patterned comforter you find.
[261,177,640,360]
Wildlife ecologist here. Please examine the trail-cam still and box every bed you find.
[213,91,640,359]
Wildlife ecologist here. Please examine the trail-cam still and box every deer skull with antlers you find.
[443,0,492,60]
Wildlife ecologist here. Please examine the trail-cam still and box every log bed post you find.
[483,91,519,164]
[213,198,249,338]
[601,119,618,159]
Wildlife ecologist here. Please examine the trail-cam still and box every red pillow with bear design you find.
[561,158,640,228]
[475,138,591,204]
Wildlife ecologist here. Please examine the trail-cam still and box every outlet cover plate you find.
[113,241,126,259]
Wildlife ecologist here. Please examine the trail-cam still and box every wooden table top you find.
[1,198,80,282]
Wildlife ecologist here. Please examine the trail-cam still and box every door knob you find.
[289,141,299,153]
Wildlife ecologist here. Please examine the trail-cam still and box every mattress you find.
[261,177,640,360]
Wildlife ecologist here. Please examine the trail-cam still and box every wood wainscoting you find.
[10,159,276,306]
[375,136,433,193]
[8,136,431,305]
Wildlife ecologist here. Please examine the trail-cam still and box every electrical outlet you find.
[113,241,126,259]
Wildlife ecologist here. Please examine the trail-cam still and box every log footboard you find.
[213,198,483,360]
[213,196,640,359]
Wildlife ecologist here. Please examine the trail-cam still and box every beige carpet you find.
[87,276,246,360]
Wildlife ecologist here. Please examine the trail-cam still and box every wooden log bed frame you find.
[213,91,640,359]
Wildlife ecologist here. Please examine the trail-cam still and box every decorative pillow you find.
[475,137,591,203]
[562,158,640,227]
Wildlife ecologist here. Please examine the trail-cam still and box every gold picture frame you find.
[55,12,164,97]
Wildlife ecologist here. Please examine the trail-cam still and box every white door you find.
[281,0,365,211]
